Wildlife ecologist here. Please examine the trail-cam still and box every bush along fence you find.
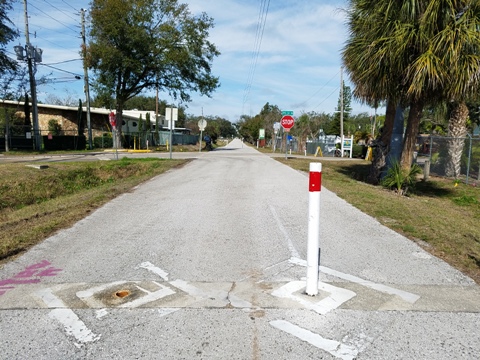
[417,134,480,184]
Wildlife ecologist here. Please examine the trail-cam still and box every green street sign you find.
[282,110,293,116]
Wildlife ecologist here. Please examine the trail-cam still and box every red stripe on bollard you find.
[309,171,321,192]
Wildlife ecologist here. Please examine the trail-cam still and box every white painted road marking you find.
[76,281,175,309]
[270,205,301,259]
[272,280,356,315]
[49,309,101,344]
[270,320,358,360]
[36,288,101,344]
[118,282,175,308]
[139,261,169,281]
[289,257,420,304]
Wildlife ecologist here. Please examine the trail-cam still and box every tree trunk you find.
[368,100,396,184]
[445,101,469,178]
[4,107,9,152]
[401,99,424,169]
[114,104,124,149]
[381,101,396,145]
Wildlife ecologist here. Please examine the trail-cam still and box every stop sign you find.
[280,115,295,130]
[109,111,116,127]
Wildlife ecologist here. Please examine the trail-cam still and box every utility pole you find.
[340,66,344,157]
[23,0,41,151]
[81,9,93,149]
[155,81,159,145]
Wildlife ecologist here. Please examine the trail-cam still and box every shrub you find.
[381,160,422,195]
[48,119,62,135]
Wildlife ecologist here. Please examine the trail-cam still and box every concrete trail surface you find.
[1,138,479,359]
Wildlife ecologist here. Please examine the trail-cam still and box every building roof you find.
[0,100,165,121]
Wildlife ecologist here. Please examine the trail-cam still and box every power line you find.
[61,0,79,12]
[28,2,79,34]
[40,63,83,78]
[242,0,270,113]
[243,0,269,104]
[45,59,81,66]
[296,70,340,109]
[41,0,78,22]
[313,86,339,111]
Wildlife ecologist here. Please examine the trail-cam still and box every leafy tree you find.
[187,115,235,139]
[0,0,18,75]
[44,91,80,107]
[236,103,282,144]
[87,0,220,148]
[125,95,157,110]
[259,102,281,141]
[419,103,448,135]
[90,91,115,109]
[467,100,480,128]
[237,114,262,144]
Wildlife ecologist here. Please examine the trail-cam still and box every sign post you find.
[166,107,178,159]
[273,122,280,152]
[280,112,295,159]
[109,111,118,160]
[198,118,207,152]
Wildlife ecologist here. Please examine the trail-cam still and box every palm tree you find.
[342,0,428,181]
[343,0,480,178]
[411,1,480,178]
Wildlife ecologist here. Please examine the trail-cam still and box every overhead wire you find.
[312,86,339,111]
[9,1,85,97]
[28,2,79,34]
[242,0,270,113]
[40,63,83,78]
[41,0,79,22]
[242,0,268,104]
[61,0,79,12]
[296,70,340,110]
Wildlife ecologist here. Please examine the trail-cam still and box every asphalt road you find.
[1,139,479,359]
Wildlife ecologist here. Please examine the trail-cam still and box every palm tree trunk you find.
[368,100,396,184]
[401,99,424,169]
[445,101,469,178]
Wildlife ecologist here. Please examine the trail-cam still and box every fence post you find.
[424,160,430,181]
[466,134,472,185]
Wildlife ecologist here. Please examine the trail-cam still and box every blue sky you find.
[7,0,378,121]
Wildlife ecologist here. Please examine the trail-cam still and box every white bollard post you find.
[306,162,322,296]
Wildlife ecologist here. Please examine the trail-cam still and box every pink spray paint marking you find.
[0,260,62,296]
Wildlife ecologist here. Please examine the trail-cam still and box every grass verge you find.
[276,157,480,284]
[0,158,189,265]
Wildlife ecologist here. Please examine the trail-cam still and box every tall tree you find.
[327,82,352,135]
[259,102,281,142]
[343,0,480,179]
[343,0,429,175]
[413,1,480,178]
[0,0,17,75]
[87,0,220,148]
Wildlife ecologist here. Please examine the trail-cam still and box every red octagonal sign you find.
[280,115,295,130]
[109,111,116,127]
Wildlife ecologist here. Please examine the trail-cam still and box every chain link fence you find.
[417,135,480,184]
